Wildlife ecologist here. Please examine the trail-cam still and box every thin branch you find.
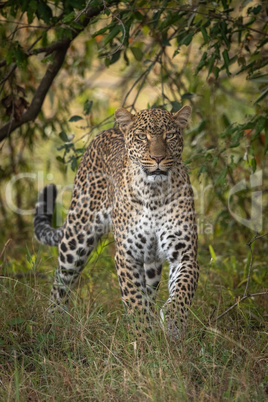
[211,292,268,323]
[122,27,179,109]
[0,18,49,29]
[122,66,151,108]
[0,63,16,86]
[160,51,165,105]
[244,232,268,296]
[211,232,268,324]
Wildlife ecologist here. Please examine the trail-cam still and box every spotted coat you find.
[34,106,199,337]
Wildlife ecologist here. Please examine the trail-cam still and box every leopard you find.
[34,106,199,338]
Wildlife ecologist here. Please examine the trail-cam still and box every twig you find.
[0,239,12,259]
[211,292,268,323]
[122,27,179,109]
[244,232,268,297]
[160,51,165,106]
[211,232,268,324]
[0,63,17,87]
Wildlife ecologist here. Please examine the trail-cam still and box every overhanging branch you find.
[0,47,68,141]
[0,3,119,142]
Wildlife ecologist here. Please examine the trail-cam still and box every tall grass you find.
[0,234,267,401]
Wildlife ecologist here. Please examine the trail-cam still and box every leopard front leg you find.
[114,248,152,328]
[144,262,162,302]
[160,233,199,338]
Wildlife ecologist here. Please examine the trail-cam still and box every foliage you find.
[0,0,267,235]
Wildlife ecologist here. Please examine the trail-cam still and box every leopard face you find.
[115,107,191,181]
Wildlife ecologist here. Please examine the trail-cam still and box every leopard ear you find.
[115,108,134,132]
[173,105,192,128]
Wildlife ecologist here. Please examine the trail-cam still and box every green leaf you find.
[59,131,69,142]
[252,116,266,139]
[181,92,195,100]
[198,165,208,178]
[110,50,121,65]
[130,46,143,61]
[209,245,216,261]
[254,86,268,104]
[181,33,193,46]
[36,1,53,24]
[248,157,256,173]
[220,21,230,48]
[264,127,268,154]
[41,55,53,64]
[222,113,231,128]
[92,25,113,37]
[25,1,38,24]
[41,31,48,47]
[56,156,64,163]
[71,157,78,171]
[222,49,231,75]
[196,51,207,73]
[152,9,163,28]
[70,21,84,30]
[103,25,121,46]
[212,156,218,168]
[229,142,240,148]
[214,66,220,79]
[215,167,227,186]
[83,100,93,115]
[6,42,27,67]
[170,101,182,112]
[207,55,215,76]
[248,73,268,83]
[69,115,83,122]
[62,11,75,23]
[201,26,209,43]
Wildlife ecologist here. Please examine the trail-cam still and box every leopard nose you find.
[150,155,165,164]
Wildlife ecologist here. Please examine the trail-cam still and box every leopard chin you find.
[146,173,168,182]
[142,167,169,182]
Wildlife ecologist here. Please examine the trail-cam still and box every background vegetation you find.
[0,0,267,400]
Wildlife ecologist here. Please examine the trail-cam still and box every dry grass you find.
[0,236,267,401]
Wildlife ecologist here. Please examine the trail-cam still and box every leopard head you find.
[115,107,191,180]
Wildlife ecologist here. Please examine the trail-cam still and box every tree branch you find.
[0,2,119,142]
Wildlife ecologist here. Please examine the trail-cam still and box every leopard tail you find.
[34,184,64,246]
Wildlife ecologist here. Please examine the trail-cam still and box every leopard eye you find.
[166,132,176,140]
[137,133,147,140]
